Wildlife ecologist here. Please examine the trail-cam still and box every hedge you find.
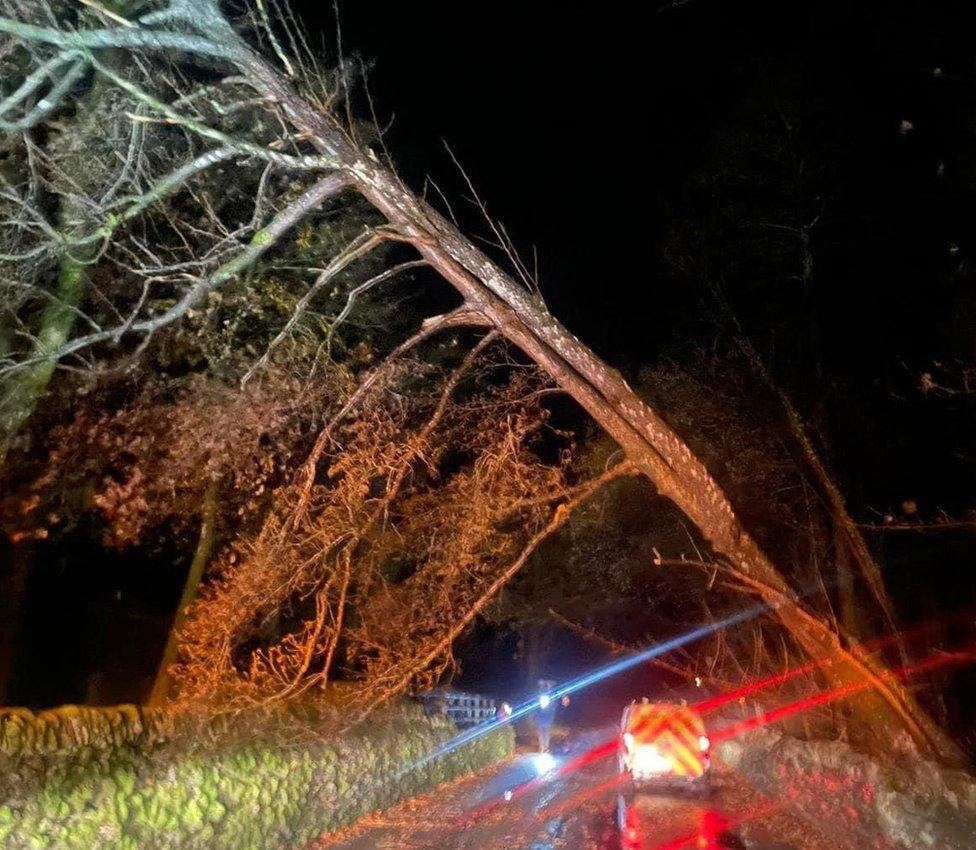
[0,701,514,849]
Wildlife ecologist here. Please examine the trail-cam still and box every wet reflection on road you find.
[617,792,747,850]
[482,751,798,850]
[323,740,817,850]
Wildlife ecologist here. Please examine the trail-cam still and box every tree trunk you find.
[0,256,87,460]
[0,1,138,461]
[147,480,218,706]
[233,50,960,762]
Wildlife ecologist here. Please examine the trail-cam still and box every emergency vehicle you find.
[618,699,711,790]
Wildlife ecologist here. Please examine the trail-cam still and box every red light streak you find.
[695,658,824,715]
[712,650,975,744]
[694,624,942,716]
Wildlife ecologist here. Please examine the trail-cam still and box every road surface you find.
[317,730,840,850]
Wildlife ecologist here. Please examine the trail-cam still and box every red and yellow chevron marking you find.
[625,704,707,778]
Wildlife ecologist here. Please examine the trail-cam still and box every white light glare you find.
[533,752,557,774]
[538,693,551,709]
[630,744,671,776]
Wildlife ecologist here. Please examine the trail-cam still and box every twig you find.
[0,172,350,376]
[240,229,386,384]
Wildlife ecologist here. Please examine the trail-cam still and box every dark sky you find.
[297,0,692,357]
[295,0,975,358]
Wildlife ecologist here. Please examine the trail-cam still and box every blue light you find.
[547,600,775,705]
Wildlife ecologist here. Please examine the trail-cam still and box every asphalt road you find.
[317,730,839,850]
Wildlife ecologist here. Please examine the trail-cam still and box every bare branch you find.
[254,0,295,77]
[0,15,243,62]
[0,50,78,120]
[90,57,337,171]
[322,258,426,348]
[0,171,351,374]
[242,235,424,386]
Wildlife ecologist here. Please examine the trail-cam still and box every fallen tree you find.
[0,0,958,760]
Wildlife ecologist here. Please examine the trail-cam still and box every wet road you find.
[318,731,837,850]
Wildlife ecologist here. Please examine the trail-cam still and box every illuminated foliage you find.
[173,346,621,711]
[4,368,343,549]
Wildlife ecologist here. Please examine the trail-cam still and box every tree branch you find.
[241,231,416,385]
[0,15,243,62]
[352,461,639,720]
[0,171,351,374]
[90,57,337,171]
[0,55,85,132]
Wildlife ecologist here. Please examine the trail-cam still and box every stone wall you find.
[0,701,514,849]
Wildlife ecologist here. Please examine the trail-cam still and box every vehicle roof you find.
[621,701,705,732]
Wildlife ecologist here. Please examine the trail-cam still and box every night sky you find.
[307,0,974,355]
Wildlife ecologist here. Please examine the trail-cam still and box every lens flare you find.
[393,598,780,781]
[711,649,976,744]
[533,752,557,774]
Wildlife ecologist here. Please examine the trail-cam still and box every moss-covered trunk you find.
[0,0,137,461]
[0,256,87,459]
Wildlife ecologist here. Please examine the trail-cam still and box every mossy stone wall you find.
[0,702,513,849]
